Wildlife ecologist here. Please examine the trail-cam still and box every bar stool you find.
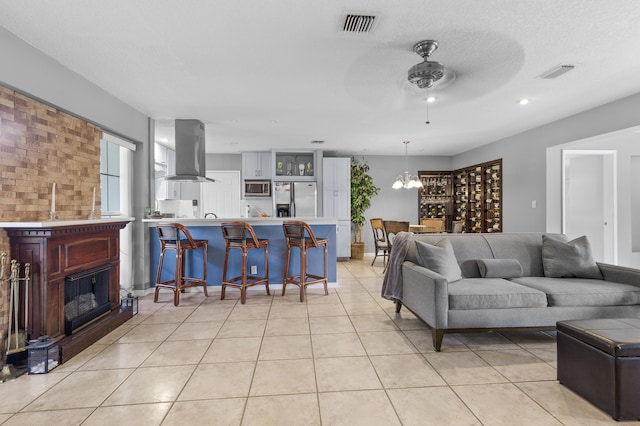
[220,221,270,304]
[282,220,328,302]
[154,223,208,306]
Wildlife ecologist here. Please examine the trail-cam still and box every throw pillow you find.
[477,259,523,278]
[415,239,463,282]
[542,235,603,279]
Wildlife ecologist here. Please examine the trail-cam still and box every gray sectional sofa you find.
[388,232,640,351]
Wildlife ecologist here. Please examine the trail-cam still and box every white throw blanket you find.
[381,231,413,302]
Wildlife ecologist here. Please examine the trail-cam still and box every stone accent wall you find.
[0,84,101,361]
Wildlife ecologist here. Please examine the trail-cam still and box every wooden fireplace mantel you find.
[2,218,134,362]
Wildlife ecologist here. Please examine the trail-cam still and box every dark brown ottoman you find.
[557,318,640,421]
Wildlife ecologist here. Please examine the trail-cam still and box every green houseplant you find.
[350,157,380,259]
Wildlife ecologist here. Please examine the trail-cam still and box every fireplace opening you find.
[64,264,112,335]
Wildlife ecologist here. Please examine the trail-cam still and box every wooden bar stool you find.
[282,220,328,302]
[154,223,208,306]
[220,221,270,304]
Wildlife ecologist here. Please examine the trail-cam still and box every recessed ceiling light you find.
[426,96,436,103]
[157,137,169,143]
[518,98,530,105]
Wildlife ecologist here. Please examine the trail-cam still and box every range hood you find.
[165,119,215,182]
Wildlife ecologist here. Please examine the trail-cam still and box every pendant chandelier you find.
[392,141,423,189]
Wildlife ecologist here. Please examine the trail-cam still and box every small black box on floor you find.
[122,296,138,315]
[557,318,640,421]
[27,336,59,374]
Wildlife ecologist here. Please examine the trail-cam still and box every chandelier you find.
[392,141,423,189]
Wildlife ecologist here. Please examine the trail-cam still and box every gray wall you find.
[0,27,153,290]
[332,154,453,253]
[453,92,640,233]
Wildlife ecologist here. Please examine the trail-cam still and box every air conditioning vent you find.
[538,64,575,79]
[342,14,376,33]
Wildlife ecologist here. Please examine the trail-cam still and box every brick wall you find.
[0,84,102,255]
[0,85,102,360]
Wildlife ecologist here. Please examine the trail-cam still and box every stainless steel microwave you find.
[244,180,271,197]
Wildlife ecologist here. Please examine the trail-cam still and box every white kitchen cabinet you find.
[323,157,351,259]
[242,152,272,179]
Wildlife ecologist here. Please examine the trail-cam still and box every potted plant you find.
[350,157,380,259]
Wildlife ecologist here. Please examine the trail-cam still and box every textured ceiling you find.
[2,0,640,156]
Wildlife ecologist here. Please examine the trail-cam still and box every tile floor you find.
[0,257,635,425]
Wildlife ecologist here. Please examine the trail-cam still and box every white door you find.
[562,150,617,263]
[202,170,241,218]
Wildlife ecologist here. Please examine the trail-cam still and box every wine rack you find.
[418,172,453,231]
[419,159,502,233]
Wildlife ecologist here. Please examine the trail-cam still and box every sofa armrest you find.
[401,261,450,329]
[597,262,640,288]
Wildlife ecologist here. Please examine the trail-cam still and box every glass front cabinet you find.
[273,150,317,181]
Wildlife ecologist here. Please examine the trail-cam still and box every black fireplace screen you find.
[64,264,112,335]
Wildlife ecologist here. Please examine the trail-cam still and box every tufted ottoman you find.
[557,318,640,420]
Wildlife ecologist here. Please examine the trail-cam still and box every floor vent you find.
[342,14,377,33]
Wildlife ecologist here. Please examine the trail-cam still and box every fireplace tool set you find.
[1,252,31,381]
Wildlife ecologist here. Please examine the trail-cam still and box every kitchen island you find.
[144,218,338,288]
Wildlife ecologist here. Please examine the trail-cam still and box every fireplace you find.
[4,219,133,362]
[64,264,112,335]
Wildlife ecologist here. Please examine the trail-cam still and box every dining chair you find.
[370,218,389,266]
[420,217,446,233]
[382,220,410,267]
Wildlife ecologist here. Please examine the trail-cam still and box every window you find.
[100,139,121,214]
[100,132,136,293]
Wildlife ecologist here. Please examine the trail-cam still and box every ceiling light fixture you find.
[519,98,530,105]
[426,96,436,103]
[393,141,423,189]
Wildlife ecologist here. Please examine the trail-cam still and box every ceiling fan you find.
[407,40,447,89]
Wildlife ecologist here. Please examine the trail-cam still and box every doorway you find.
[562,150,617,263]
[202,170,241,218]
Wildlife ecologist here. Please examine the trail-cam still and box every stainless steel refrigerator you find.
[273,182,317,217]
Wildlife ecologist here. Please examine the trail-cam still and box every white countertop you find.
[0,217,135,228]
[142,217,338,226]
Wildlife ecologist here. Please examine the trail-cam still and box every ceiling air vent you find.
[343,14,376,33]
[538,64,575,79]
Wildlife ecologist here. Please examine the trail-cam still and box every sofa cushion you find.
[477,259,523,278]
[415,239,462,282]
[448,278,548,310]
[542,235,603,279]
[512,277,640,307]
[411,234,494,278]
[483,233,562,277]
